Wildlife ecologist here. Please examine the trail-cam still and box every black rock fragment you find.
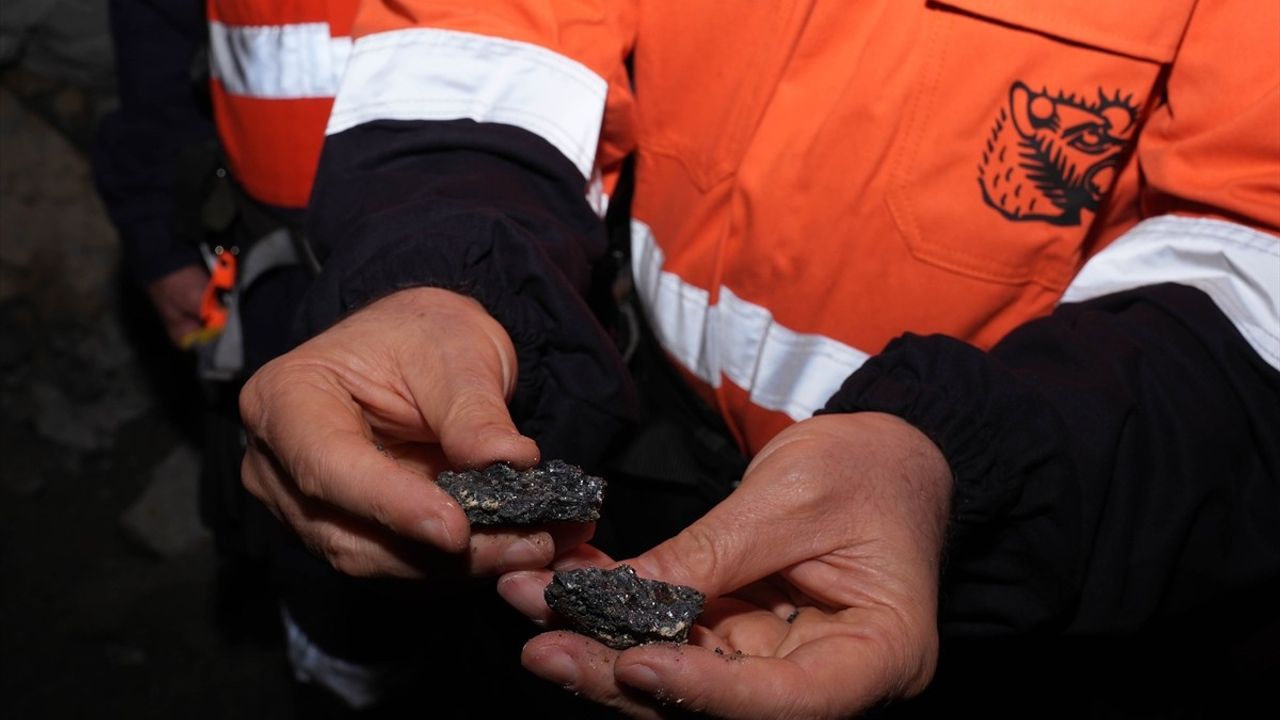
[544,565,705,649]
[435,460,604,526]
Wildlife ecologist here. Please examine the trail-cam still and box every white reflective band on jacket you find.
[326,28,607,181]
[1061,215,1280,371]
[632,219,873,422]
[209,21,351,99]
[634,214,1280,423]
[281,606,410,711]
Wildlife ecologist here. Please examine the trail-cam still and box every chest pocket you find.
[885,0,1193,290]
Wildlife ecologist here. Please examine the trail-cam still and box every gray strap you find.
[198,228,298,381]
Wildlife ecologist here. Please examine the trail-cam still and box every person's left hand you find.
[145,263,208,348]
[498,412,953,719]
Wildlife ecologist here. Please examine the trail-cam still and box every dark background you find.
[1,3,292,716]
[3,5,1278,719]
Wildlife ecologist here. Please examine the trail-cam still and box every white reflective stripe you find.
[330,36,352,83]
[632,220,872,420]
[282,606,397,710]
[326,28,606,179]
[717,285,872,420]
[209,21,350,99]
[1061,215,1280,370]
[632,220,716,383]
[586,170,608,217]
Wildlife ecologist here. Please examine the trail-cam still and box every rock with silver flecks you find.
[436,459,604,526]
[544,564,705,649]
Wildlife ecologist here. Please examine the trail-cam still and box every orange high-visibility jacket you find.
[207,0,359,208]
[319,0,1279,456]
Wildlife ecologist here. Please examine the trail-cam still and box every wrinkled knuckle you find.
[239,458,266,498]
[293,440,338,501]
[314,529,360,575]
[292,469,324,500]
[445,387,501,427]
[330,552,368,577]
[238,365,277,429]
[671,523,724,585]
[366,497,396,529]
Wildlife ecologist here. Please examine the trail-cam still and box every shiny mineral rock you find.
[544,565,705,649]
[435,460,605,526]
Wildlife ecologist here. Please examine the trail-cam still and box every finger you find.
[549,542,615,569]
[465,520,598,577]
[522,632,666,720]
[378,440,446,475]
[241,366,469,552]
[496,543,616,624]
[547,522,595,560]
[412,371,540,470]
[242,445,434,577]
[626,502,811,600]
[625,435,849,598]
[615,634,901,719]
[247,444,570,576]
[696,597,792,657]
[394,295,539,469]
[497,570,555,624]
[688,624,737,656]
[467,528,557,574]
[166,317,203,348]
[726,579,799,622]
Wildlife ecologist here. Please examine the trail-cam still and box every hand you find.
[499,412,952,719]
[239,287,591,577]
[145,264,208,348]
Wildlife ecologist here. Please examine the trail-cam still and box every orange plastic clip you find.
[199,248,238,334]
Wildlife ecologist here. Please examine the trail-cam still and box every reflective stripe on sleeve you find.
[632,220,872,421]
[1061,215,1280,370]
[209,21,351,99]
[325,28,607,179]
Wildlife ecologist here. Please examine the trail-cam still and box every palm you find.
[505,413,952,718]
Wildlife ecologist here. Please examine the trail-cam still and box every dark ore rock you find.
[435,460,604,526]
[544,565,705,649]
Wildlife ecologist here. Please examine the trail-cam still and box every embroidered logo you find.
[979,81,1138,226]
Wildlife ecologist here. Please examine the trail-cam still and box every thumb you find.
[624,428,844,598]
[428,371,540,469]
[626,492,813,599]
[398,290,539,469]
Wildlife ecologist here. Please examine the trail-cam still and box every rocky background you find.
[1,4,290,716]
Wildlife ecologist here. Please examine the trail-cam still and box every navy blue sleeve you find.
[303,120,637,468]
[93,0,212,286]
[822,283,1280,636]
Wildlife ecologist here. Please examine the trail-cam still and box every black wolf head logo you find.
[979,81,1138,226]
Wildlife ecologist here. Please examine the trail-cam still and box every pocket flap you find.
[937,0,1193,62]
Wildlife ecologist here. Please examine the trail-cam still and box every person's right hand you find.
[239,287,589,577]
[145,263,208,348]
[499,412,951,718]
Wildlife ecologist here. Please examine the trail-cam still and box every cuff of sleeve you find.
[299,203,637,468]
[819,333,1063,533]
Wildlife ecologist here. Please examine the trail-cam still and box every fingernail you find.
[497,572,548,624]
[618,663,662,693]
[502,537,548,568]
[420,517,457,550]
[531,648,578,687]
